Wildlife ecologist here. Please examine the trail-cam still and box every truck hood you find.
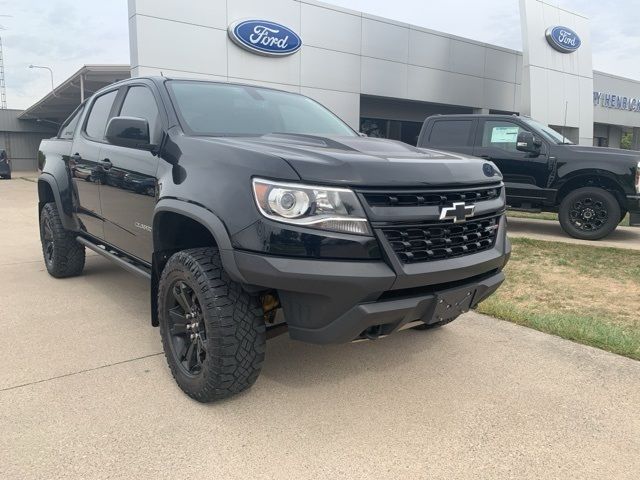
[213,134,501,187]
[560,144,640,164]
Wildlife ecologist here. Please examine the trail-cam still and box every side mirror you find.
[516,131,542,154]
[105,116,154,150]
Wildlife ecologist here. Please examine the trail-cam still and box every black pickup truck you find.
[418,114,640,240]
[37,77,509,402]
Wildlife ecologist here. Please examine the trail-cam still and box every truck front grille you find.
[363,185,501,208]
[381,215,501,264]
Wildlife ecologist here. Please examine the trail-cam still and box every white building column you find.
[519,0,593,146]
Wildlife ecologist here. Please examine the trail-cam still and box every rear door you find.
[70,89,119,239]
[99,83,162,264]
[419,118,477,156]
[473,119,550,204]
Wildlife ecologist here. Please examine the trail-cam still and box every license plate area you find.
[424,287,477,324]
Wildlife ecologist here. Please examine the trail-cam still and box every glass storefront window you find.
[359,118,423,146]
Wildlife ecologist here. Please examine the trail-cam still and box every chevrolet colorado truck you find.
[418,114,640,240]
[37,78,510,402]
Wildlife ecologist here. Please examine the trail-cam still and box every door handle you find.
[100,158,113,170]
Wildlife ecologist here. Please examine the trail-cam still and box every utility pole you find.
[0,37,7,109]
[0,15,12,109]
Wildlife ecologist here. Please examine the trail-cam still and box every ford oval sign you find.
[545,26,581,53]
[228,19,302,57]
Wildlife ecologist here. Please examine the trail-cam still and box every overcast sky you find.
[3,0,639,109]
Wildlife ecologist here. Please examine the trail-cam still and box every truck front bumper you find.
[233,216,510,344]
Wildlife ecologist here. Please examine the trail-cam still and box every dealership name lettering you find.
[593,92,640,112]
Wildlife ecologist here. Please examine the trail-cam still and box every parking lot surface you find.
[1,178,639,480]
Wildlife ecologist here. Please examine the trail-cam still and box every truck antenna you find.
[562,101,568,144]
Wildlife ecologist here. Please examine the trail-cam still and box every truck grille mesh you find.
[381,215,501,263]
[363,186,501,208]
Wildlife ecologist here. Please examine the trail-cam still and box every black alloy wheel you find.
[166,280,207,376]
[568,196,608,232]
[42,215,55,268]
[558,187,620,240]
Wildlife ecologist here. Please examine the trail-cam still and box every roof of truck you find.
[426,114,526,121]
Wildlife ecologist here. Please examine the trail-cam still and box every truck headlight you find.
[252,178,372,236]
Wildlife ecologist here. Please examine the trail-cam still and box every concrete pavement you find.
[1,177,639,480]
[507,216,640,250]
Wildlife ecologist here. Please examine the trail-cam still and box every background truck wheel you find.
[558,187,621,240]
[158,247,266,402]
[39,202,86,278]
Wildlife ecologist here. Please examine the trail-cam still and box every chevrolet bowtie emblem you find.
[439,202,476,223]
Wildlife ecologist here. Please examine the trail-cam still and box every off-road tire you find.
[158,247,266,402]
[411,318,456,330]
[558,187,621,240]
[39,202,85,278]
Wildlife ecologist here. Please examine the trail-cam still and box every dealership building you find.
[15,0,640,170]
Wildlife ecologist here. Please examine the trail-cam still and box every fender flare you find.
[153,198,248,284]
[555,169,628,204]
[37,173,77,231]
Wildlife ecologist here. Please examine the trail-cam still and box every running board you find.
[507,206,542,213]
[76,236,151,280]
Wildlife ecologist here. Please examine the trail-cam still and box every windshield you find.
[521,117,574,145]
[167,80,356,137]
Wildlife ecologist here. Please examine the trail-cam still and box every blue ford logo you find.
[545,26,581,53]
[228,19,302,57]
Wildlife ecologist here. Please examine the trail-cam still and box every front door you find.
[69,89,119,239]
[473,119,549,204]
[99,85,161,264]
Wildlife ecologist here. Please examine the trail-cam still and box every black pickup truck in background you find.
[418,114,640,240]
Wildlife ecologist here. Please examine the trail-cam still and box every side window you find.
[85,90,118,141]
[119,86,160,141]
[428,120,473,147]
[58,106,84,140]
[481,121,527,153]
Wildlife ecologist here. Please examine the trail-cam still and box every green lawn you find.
[477,238,640,360]
[507,210,631,226]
